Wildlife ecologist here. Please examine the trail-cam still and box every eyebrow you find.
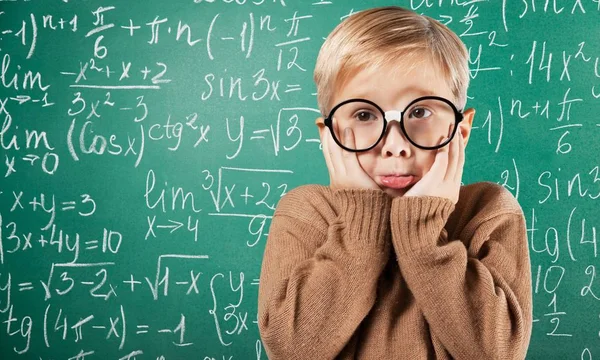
[349,86,437,101]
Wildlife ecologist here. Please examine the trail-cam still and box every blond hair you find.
[313,6,470,117]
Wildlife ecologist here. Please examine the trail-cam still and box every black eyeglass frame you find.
[323,95,464,152]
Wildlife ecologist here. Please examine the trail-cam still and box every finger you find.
[332,117,342,148]
[329,125,346,176]
[456,131,465,184]
[443,126,456,183]
[447,127,459,181]
[321,126,336,175]
[341,127,362,174]
[452,127,463,181]
[431,134,449,182]
[328,127,339,173]
[341,127,354,158]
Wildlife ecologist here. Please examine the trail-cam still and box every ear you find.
[315,116,326,132]
[458,108,475,146]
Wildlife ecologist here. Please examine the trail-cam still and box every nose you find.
[381,110,411,157]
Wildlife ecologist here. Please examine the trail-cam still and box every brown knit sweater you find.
[257,181,533,360]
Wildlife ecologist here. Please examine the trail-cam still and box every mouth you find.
[379,174,418,189]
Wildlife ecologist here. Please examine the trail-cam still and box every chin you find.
[382,187,407,198]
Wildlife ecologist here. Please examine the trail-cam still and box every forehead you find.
[332,58,455,111]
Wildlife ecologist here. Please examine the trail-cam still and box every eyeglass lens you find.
[331,99,456,150]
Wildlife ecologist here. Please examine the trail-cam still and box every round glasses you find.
[324,96,464,152]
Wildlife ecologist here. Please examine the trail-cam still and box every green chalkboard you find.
[0,1,599,359]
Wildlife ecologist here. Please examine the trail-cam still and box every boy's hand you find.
[317,121,381,192]
[404,125,465,205]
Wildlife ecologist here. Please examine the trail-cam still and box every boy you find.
[257,6,533,360]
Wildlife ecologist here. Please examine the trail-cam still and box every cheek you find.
[418,151,438,173]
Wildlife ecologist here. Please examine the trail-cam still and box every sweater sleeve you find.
[389,195,533,360]
[257,187,392,360]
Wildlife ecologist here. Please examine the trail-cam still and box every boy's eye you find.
[354,110,377,122]
[409,107,432,119]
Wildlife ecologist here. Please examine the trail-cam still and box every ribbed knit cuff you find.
[390,196,455,255]
[333,188,392,246]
